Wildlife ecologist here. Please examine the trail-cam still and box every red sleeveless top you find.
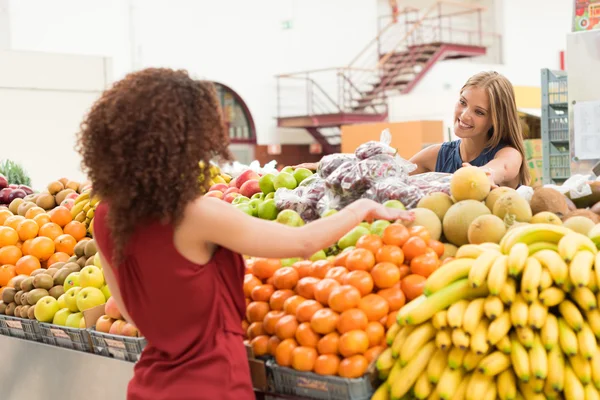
[93,203,254,400]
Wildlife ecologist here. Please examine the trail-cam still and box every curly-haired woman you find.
[77,68,413,400]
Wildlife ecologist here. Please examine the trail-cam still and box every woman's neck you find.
[459,136,488,163]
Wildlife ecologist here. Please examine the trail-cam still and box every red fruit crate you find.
[89,328,147,362]
[0,315,42,342]
[38,322,93,352]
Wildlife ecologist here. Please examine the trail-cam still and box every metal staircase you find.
[275,1,490,154]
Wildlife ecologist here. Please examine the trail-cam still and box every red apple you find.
[66,192,80,201]
[209,183,229,192]
[239,179,261,198]
[104,297,123,320]
[0,188,12,204]
[109,319,127,335]
[0,174,7,190]
[18,185,33,195]
[8,189,26,202]
[96,315,115,333]
[229,178,237,188]
[224,192,241,203]
[204,190,224,199]
[224,187,240,195]
[121,323,140,337]
[8,184,18,189]
[236,170,260,189]
[61,198,75,210]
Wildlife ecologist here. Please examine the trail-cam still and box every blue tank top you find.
[435,140,508,174]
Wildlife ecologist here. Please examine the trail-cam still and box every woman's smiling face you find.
[454,86,493,139]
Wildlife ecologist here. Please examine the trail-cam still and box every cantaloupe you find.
[441,243,458,260]
[443,200,491,246]
[467,214,507,244]
[563,216,595,235]
[417,192,454,221]
[531,211,562,225]
[493,192,532,224]
[409,208,442,241]
[450,166,491,202]
[485,187,516,211]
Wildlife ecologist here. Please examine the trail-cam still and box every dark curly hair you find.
[77,68,232,262]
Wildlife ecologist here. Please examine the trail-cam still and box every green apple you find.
[281,166,294,175]
[101,284,111,300]
[273,172,297,190]
[63,272,80,292]
[322,209,338,217]
[79,265,105,289]
[327,256,336,262]
[65,312,84,329]
[259,173,276,194]
[341,246,355,253]
[383,199,406,210]
[93,253,102,268]
[232,195,250,205]
[265,192,275,200]
[309,250,327,261]
[234,202,255,216]
[359,222,371,230]
[338,226,370,249]
[281,257,302,267]
[248,198,262,214]
[57,294,67,309]
[251,192,265,201]
[76,287,106,312]
[257,199,278,220]
[293,168,313,185]
[370,220,391,237]
[52,308,72,326]
[276,209,305,227]
[34,296,60,323]
[64,287,83,312]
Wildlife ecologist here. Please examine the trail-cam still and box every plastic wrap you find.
[317,154,356,179]
[545,174,594,200]
[365,172,452,209]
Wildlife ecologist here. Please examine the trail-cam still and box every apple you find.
[383,199,406,210]
[223,187,240,195]
[251,192,265,201]
[95,315,115,333]
[229,178,237,188]
[204,190,224,199]
[259,173,276,194]
[121,323,140,337]
[240,180,261,198]
[248,198,262,213]
[281,257,302,267]
[223,192,241,203]
[79,265,105,289]
[276,209,304,227]
[34,296,60,322]
[208,183,229,192]
[322,209,338,217]
[76,287,106,312]
[57,294,67,309]
[94,253,102,268]
[63,272,80,292]
[52,308,72,326]
[293,168,313,185]
[257,199,278,220]
[101,284,111,300]
[65,312,84,328]
[8,189,26,202]
[370,220,391,237]
[0,188,12,204]
[64,287,83,312]
[8,184,18,189]
[0,174,7,190]
[104,296,122,320]
[273,172,297,190]
[66,192,79,201]
[232,195,250,205]
[236,170,260,189]
[309,250,327,261]
[17,185,33,195]
[265,192,275,200]
[79,318,86,328]
[61,198,75,210]
[359,222,371,230]
[234,203,255,216]
[109,320,127,335]
[281,166,294,174]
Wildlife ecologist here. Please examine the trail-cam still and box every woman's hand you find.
[352,199,415,224]
[292,162,319,171]
[462,163,498,189]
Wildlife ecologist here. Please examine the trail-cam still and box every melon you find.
[417,192,454,221]
[485,187,516,211]
[563,216,595,235]
[467,214,507,245]
[443,200,491,246]
[441,243,458,260]
[409,208,442,241]
[450,166,491,202]
[531,211,562,225]
[493,192,532,225]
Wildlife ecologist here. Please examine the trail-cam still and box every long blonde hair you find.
[461,71,530,186]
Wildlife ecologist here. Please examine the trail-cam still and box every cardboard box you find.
[246,344,269,392]
[524,139,542,161]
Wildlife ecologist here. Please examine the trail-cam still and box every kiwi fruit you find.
[27,305,36,319]
[47,181,64,195]
[17,201,36,217]
[8,198,24,214]
[65,181,80,192]
[46,267,59,277]
[50,262,66,270]
[33,274,54,290]
[13,290,23,305]
[2,287,16,304]
[20,292,28,306]
[30,269,48,277]
[20,277,34,292]
[0,301,6,315]
[19,305,30,319]
[27,289,49,306]
[85,257,95,266]
[5,302,16,316]
[62,262,81,274]
[77,256,87,268]
[49,285,65,299]
[36,193,57,210]
[55,189,76,205]
[84,240,97,258]
[14,305,22,317]
[74,242,87,258]
[10,276,27,292]
[53,269,71,286]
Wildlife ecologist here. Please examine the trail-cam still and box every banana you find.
[471,319,490,355]
[376,347,395,371]
[522,287,538,308]
[400,323,437,366]
[588,309,600,339]
[424,258,475,295]
[590,270,599,293]
[591,224,600,246]
[469,250,501,288]
[82,203,91,213]
[447,347,467,370]
[531,377,545,393]
[465,371,493,400]
[414,370,433,399]
[70,200,87,218]
[482,382,496,400]
[478,351,510,376]
[500,223,570,255]
[89,195,100,207]
[510,294,529,328]
[484,296,504,320]
[480,243,501,251]
[386,323,401,346]
[586,384,600,400]
[463,298,485,335]
[75,211,86,223]
[433,310,449,330]
[516,327,535,349]
[86,208,95,219]
[529,335,547,379]
[371,383,390,400]
[392,325,416,357]
[539,286,566,307]
[496,335,512,354]
[427,348,448,384]
[528,241,559,255]
[578,323,598,360]
[559,232,598,262]
[436,329,452,351]
[517,381,545,400]
[508,242,529,277]
[562,274,576,293]
[387,358,403,382]
[533,249,569,285]
[595,252,600,289]
[456,244,485,259]
[452,374,470,400]
[397,295,427,325]
[592,349,600,390]
[487,255,508,295]
[541,313,559,351]
[547,345,565,391]
[390,342,437,399]
[560,300,585,331]
[528,299,548,330]
[571,353,593,385]
[437,367,463,400]
[451,329,470,350]
[497,369,518,400]
[463,350,487,372]
[487,311,511,345]
[573,287,599,312]
[429,388,441,400]
[559,317,579,356]
[539,267,553,290]
[521,257,542,294]
[447,300,470,329]
[543,379,560,400]
[571,250,596,288]
[74,191,90,204]
[500,278,517,305]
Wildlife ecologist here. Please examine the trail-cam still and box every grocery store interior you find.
[1,0,600,399]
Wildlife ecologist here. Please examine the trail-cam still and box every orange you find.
[252,258,282,280]
[263,311,286,335]
[275,338,298,367]
[358,294,389,322]
[272,267,299,290]
[50,206,72,227]
[251,335,270,357]
[408,225,431,241]
[382,224,410,247]
[377,283,406,311]
[328,285,361,313]
[0,226,19,246]
[356,234,383,254]
[242,320,249,334]
[337,308,368,334]
[38,222,63,240]
[313,278,341,306]
[339,355,368,378]
[47,252,70,267]
[247,322,267,340]
[32,213,51,228]
[399,265,410,279]
[309,260,333,279]
[291,346,317,372]
[267,336,281,356]
[345,248,375,272]
[274,315,299,340]
[243,274,262,298]
[402,236,428,261]
[295,322,321,348]
[0,245,22,265]
[283,295,306,316]
[0,264,16,286]
[251,284,275,302]
[428,239,445,258]
[63,221,86,241]
[401,274,427,301]
[375,245,404,266]
[339,330,369,358]
[291,260,312,279]
[0,209,13,225]
[246,301,270,323]
[333,250,351,268]
[29,236,55,261]
[385,310,399,329]
[365,321,385,348]
[343,270,374,296]
[364,345,385,364]
[310,308,339,335]
[295,277,320,300]
[295,300,323,323]
[371,262,401,289]
[16,219,39,241]
[25,206,46,220]
[410,252,440,278]
[15,255,41,275]
[4,215,25,230]
[324,266,348,284]
[317,332,340,355]
[314,354,341,376]
[269,289,295,311]
[54,234,77,256]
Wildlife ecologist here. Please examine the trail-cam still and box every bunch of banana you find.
[70,189,100,237]
[374,223,600,400]
[198,161,232,193]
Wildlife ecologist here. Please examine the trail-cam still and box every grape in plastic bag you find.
[354,140,397,160]
[317,154,356,179]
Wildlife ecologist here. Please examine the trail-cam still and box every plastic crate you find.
[267,359,375,400]
[89,328,147,362]
[0,315,42,342]
[38,322,93,352]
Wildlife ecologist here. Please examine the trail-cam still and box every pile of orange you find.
[0,206,89,290]
[243,222,444,379]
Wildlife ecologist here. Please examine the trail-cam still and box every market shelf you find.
[38,322,93,352]
[90,328,147,362]
[0,314,42,342]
